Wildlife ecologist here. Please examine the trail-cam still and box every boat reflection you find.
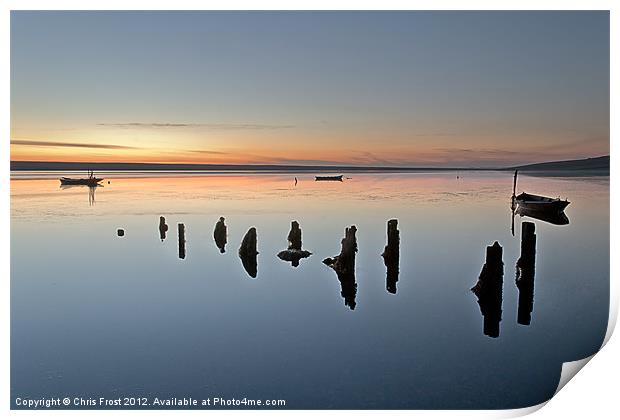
[516,222,536,325]
[59,184,99,206]
[471,242,504,338]
[516,207,569,225]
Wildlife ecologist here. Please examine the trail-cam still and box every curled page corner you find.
[602,293,618,348]
[507,306,616,417]
[500,355,598,418]
[499,401,548,418]
[554,355,595,396]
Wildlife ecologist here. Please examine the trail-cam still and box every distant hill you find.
[509,155,609,174]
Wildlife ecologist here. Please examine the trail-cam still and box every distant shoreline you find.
[9,155,609,176]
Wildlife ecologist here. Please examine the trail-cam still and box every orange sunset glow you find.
[10,11,609,168]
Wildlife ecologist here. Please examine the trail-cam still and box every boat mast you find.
[510,170,518,237]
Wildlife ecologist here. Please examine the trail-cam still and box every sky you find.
[10,11,610,167]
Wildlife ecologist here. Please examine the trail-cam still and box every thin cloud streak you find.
[434,147,524,156]
[11,139,138,150]
[184,149,230,155]
[97,122,295,130]
[351,151,398,166]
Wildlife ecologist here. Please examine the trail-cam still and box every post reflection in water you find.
[471,241,504,338]
[323,226,358,310]
[382,219,400,294]
[336,270,357,310]
[516,222,536,326]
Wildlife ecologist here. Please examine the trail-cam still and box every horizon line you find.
[9,155,610,172]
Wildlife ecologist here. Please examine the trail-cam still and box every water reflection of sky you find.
[11,172,609,409]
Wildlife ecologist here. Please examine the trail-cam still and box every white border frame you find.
[2,2,616,419]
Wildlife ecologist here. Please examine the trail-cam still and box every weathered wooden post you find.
[471,241,504,338]
[159,216,168,241]
[339,226,358,273]
[323,226,357,273]
[519,222,536,263]
[239,227,257,257]
[287,221,302,250]
[178,223,186,259]
[382,219,400,294]
[323,226,358,310]
[516,222,536,325]
[239,227,258,278]
[278,221,311,267]
[214,216,227,253]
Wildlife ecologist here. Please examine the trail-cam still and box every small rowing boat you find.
[60,170,103,186]
[60,177,103,186]
[513,192,570,213]
[510,170,570,234]
[315,175,343,181]
[511,170,569,213]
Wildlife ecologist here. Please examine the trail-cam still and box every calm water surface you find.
[10,171,609,409]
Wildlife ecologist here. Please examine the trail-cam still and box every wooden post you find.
[471,241,504,338]
[520,221,536,262]
[382,219,400,294]
[512,170,518,199]
[213,217,227,253]
[159,216,168,241]
[178,223,186,259]
[323,226,358,310]
[239,227,258,278]
[278,221,311,267]
[323,226,357,274]
[239,227,258,257]
[287,221,302,250]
